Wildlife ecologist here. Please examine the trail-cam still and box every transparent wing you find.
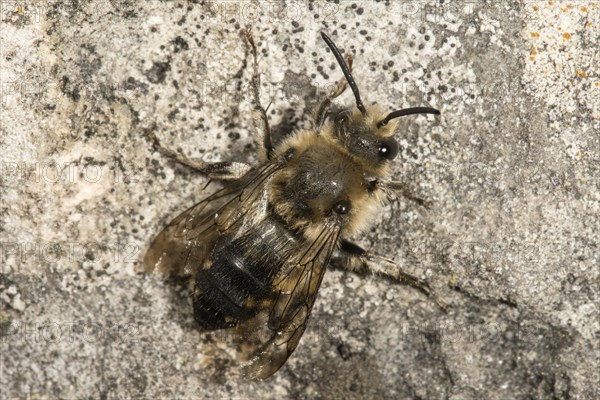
[143,161,283,277]
[237,221,342,379]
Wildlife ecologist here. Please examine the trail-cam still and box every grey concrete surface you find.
[1,1,598,399]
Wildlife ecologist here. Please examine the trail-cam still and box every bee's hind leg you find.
[146,131,251,181]
[244,29,273,161]
[334,239,447,311]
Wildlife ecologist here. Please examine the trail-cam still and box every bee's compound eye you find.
[378,137,399,160]
[334,200,351,215]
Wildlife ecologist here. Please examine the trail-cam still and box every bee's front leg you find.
[244,29,273,161]
[334,239,447,311]
[146,130,251,181]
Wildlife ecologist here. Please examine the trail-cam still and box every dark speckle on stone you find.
[228,131,241,140]
[85,250,95,261]
[172,36,189,53]
[167,108,179,122]
[337,343,351,360]
[145,60,171,84]
[83,156,107,167]
[83,127,95,138]
[61,75,80,101]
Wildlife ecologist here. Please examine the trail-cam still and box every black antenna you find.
[321,32,366,115]
[377,107,440,128]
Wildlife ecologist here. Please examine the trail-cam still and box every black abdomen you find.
[193,217,297,330]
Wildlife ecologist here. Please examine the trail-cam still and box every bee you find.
[143,31,442,379]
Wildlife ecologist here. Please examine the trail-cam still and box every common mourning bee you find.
[144,31,441,379]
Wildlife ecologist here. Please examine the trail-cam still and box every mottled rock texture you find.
[1,1,598,399]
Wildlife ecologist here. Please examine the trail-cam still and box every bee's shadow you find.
[158,275,243,382]
[158,275,198,331]
[268,108,301,148]
[260,69,334,151]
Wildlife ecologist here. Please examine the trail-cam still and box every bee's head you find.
[321,32,440,171]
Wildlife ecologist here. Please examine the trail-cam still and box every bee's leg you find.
[313,54,352,131]
[379,181,432,208]
[146,131,251,181]
[335,240,447,311]
[244,29,273,161]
